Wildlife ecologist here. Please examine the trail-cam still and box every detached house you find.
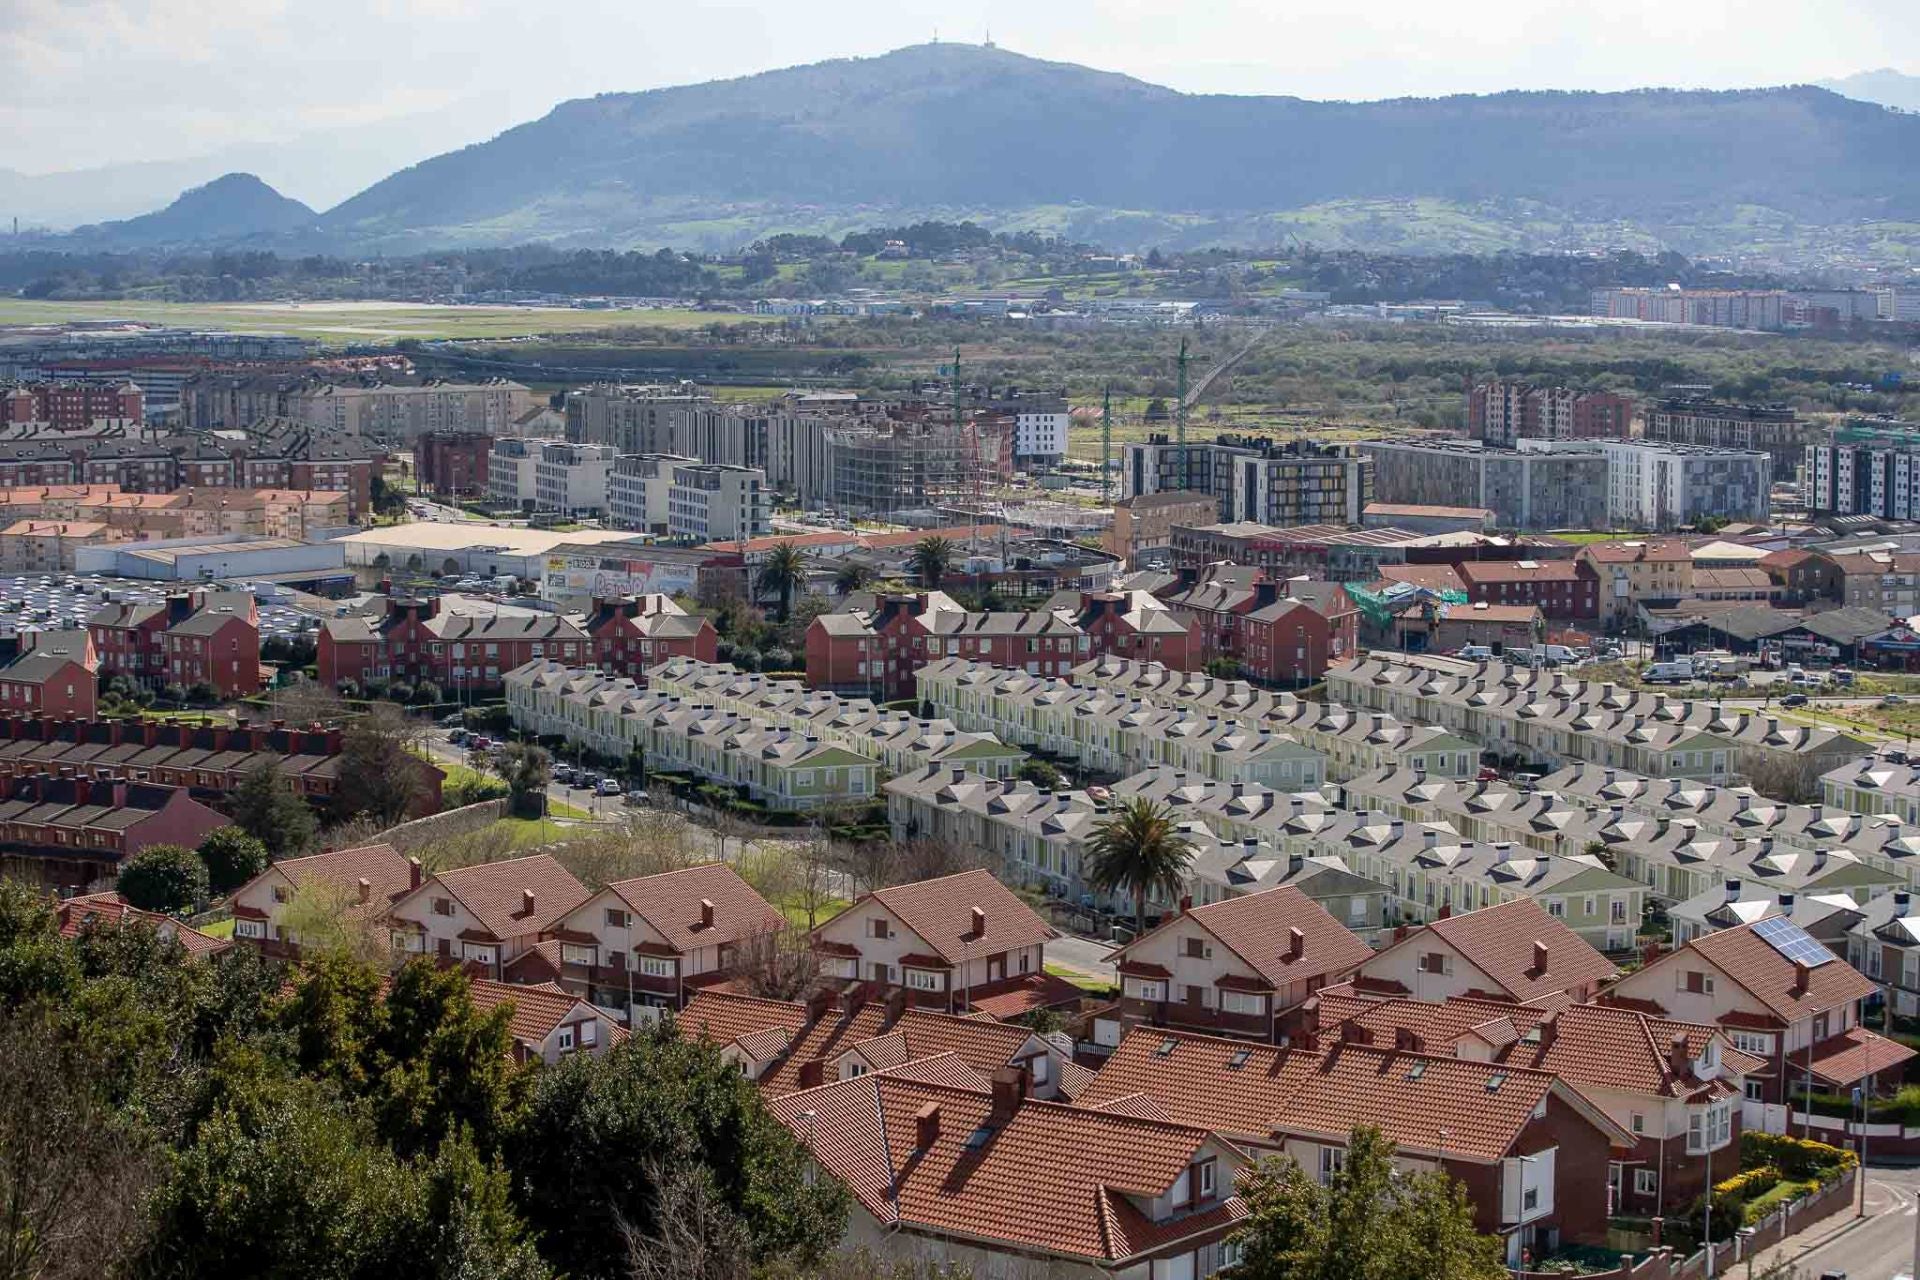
[769,1068,1254,1278]
[1099,886,1374,1045]
[1351,897,1618,1007]
[384,852,588,978]
[228,842,417,957]
[521,862,786,1016]
[56,891,230,958]
[466,977,625,1065]
[811,868,1072,1017]
[1604,918,1914,1127]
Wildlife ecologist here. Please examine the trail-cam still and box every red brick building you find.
[1066,589,1199,671]
[320,596,591,692]
[417,431,492,499]
[91,589,261,697]
[1760,548,1844,606]
[1456,558,1601,623]
[1163,565,1358,684]
[583,595,718,676]
[805,592,1096,700]
[0,775,229,891]
[0,381,143,429]
[0,632,97,719]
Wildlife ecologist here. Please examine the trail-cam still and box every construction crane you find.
[1100,384,1114,504]
[1174,337,1190,488]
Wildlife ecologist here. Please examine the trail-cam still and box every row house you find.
[1069,587,1201,671]
[0,631,97,719]
[1667,881,1873,950]
[0,714,439,815]
[91,589,262,697]
[884,764,1392,927]
[507,862,787,1017]
[1078,1023,1632,1269]
[1848,891,1920,1017]
[809,868,1073,1019]
[320,595,592,691]
[1349,896,1618,1008]
[768,1068,1253,1278]
[679,986,1077,1096]
[1823,745,1920,822]
[805,592,1093,701]
[55,891,230,959]
[0,775,228,892]
[1101,886,1374,1044]
[1327,653,1870,786]
[645,658,1026,778]
[582,595,718,676]
[229,843,419,957]
[384,852,590,979]
[504,666,881,810]
[1605,918,1914,1129]
[1308,994,1758,1220]
[1456,558,1601,624]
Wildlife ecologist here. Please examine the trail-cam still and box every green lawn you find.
[1045,963,1116,994]
[1547,531,1644,545]
[0,298,777,343]
[198,918,237,939]
[774,897,849,931]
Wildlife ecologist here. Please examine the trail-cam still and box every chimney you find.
[990,1064,1030,1121]
[700,898,715,929]
[1724,879,1741,902]
[72,777,89,806]
[1793,960,1811,994]
[1669,1032,1691,1077]
[805,987,835,1025]
[1531,940,1549,976]
[357,877,371,904]
[1177,895,1192,915]
[970,905,987,938]
[1288,927,1305,960]
[521,889,536,916]
[915,1102,942,1149]
[408,857,422,890]
[1898,891,1913,913]
[1437,902,1452,920]
[1287,853,1304,879]
[1778,893,1795,913]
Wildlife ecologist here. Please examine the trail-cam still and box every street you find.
[1046,931,1120,985]
[1746,1165,1920,1279]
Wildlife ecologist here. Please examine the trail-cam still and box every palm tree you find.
[834,561,875,596]
[755,541,807,622]
[1086,797,1194,939]
[909,536,956,590]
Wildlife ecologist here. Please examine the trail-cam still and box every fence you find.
[375,799,508,853]
[1510,1167,1857,1280]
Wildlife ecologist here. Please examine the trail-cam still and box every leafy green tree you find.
[332,704,428,826]
[1227,1126,1504,1280]
[117,844,210,914]
[1205,656,1243,679]
[1015,759,1064,790]
[508,1022,847,1277]
[833,562,874,596]
[231,758,317,859]
[908,536,955,589]
[0,878,79,1006]
[199,828,270,895]
[755,541,808,622]
[495,741,553,819]
[1086,796,1193,937]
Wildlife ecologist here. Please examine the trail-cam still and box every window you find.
[1683,970,1714,995]
[1418,951,1450,975]
[234,919,265,940]
[1731,1031,1771,1055]
[1319,1146,1345,1181]
[557,1027,575,1052]
[870,917,891,940]
[431,897,455,917]
[270,886,289,904]
[580,1021,597,1047]
[639,956,675,979]
[1745,1078,1764,1101]
[1184,937,1208,959]
[1612,899,1629,924]
[561,944,596,966]
[604,907,630,928]
[1630,1113,1645,1135]
[1349,897,1367,924]
[904,968,944,992]
[1545,899,1564,918]
[1125,977,1167,1002]
[1634,1169,1658,1196]
[1194,1158,1217,1202]
[1220,989,1266,1017]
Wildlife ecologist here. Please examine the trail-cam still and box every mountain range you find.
[21,46,1920,258]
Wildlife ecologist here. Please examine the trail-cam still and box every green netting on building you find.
[1344,581,1467,630]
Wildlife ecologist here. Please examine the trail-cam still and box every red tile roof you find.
[961,971,1088,1019]
[1113,886,1372,992]
[1678,922,1877,1022]
[1789,1026,1917,1088]
[844,869,1058,966]
[55,891,229,958]
[265,842,415,921]
[1365,899,1617,1004]
[675,990,809,1050]
[603,862,786,955]
[1457,559,1589,584]
[403,853,588,942]
[1077,1027,1323,1143]
[466,977,608,1050]
[767,1076,1245,1265]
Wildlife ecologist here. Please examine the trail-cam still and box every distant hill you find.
[1817,68,1920,113]
[79,173,315,247]
[317,43,1920,254]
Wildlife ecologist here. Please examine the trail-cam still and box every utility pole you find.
[1175,337,1190,490]
[1101,383,1114,505]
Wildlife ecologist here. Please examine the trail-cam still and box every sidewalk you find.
[1742,1174,1885,1275]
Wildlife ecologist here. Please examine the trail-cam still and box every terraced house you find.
[320,594,592,691]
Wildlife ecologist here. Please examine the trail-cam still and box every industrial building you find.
[75,534,348,584]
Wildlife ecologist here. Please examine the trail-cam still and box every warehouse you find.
[75,534,347,582]
[331,524,651,581]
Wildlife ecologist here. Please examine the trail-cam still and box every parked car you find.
[596,778,622,796]
[553,765,575,784]
[1781,693,1809,707]
[1884,694,1906,707]
[471,736,493,751]
[624,789,650,806]
[447,728,469,745]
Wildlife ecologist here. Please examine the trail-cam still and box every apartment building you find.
[1469,380,1635,447]
[1360,440,1609,530]
[1166,520,1422,581]
[810,869,1062,1014]
[0,774,230,892]
[581,595,717,676]
[1103,886,1373,1043]
[1829,546,1920,614]
[0,379,144,429]
[804,592,1094,701]
[1605,919,1912,1122]
[1600,440,1772,528]
[1592,288,1789,330]
[1643,399,1812,478]
[416,431,492,498]
[564,383,709,454]
[1578,540,1695,629]
[485,437,559,510]
[181,371,532,446]
[91,589,254,694]
[0,519,110,572]
[1455,558,1601,623]
[228,843,418,957]
[1121,434,1374,526]
[384,852,589,979]
[533,442,618,517]
[605,452,696,533]
[1104,490,1223,565]
[0,632,97,719]
[1164,566,1358,684]
[665,463,769,542]
[320,596,592,692]
[530,862,786,1016]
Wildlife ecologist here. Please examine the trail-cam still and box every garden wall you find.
[376,799,508,853]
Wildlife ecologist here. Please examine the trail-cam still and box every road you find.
[1747,1164,1920,1279]
[1047,932,1119,984]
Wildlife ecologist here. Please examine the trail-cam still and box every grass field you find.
[0,298,777,343]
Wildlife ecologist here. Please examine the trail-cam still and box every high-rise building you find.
[1643,398,1813,479]
[665,464,769,543]
[1121,435,1373,526]
[607,453,697,534]
[1599,441,1771,529]
[1806,441,1920,522]
[1359,440,1608,531]
[0,381,144,430]
[533,443,619,518]
[1467,381,1635,446]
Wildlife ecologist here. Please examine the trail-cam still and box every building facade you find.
[1600,441,1772,529]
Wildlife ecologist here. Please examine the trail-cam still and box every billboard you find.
[543,552,701,601]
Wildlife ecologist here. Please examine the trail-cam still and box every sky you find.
[2,0,1915,207]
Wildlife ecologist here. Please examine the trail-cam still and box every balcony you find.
[1118,995,1273,1041]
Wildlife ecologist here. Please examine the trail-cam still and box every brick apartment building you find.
[581,595,719,676]
[320,596,592,691]
[1163,565,1359,684]
[1469,381,1635,447]
[0,632,98,719]
[416,431,492,498]
[0,381,144,429]
[90,589,262,697]
[1456,558,1601,624]
[0,774,229,892]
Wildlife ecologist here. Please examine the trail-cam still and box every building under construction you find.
[826,419,1011,516]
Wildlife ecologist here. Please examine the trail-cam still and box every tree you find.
[908,536,956,589]
[495,741,552,819]
[231,758,317,859]
[1015,759,1064,790]
[755,541,808,622]
[1085,797,1193,937]
[117,843,209,914]
[199,827,270,895]
[276,878,389,967]
[1227,1126,1504,1280]
[333,704,429,826]
[508,1023,847,1278]
[1205,656,1242,680]
[833,562,875,596]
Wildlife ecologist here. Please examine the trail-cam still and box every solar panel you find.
[1753,915,1835,967]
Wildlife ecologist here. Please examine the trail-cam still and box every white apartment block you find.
[607,452,696,533]
[666,463,769,542]
[534,442,619,517]
[1013,403,1070,465]
[1599,441,1772,529]
[487,437,559,509]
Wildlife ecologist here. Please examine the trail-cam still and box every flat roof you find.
[335,525,652,556]
[122,537,311,563]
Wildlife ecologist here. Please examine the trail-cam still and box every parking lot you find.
[0,572,321,643]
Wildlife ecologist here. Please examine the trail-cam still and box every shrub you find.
[117,844,210,913]
[1740,1131,1857,1185]
[1714,1166,1779,1201]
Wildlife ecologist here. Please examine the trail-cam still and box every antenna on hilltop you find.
[932,27,940,43]
[984,28,995,48]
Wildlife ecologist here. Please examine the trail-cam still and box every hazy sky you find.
[3,0,1914,181]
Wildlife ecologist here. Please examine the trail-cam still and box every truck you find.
[1645,660,1696,683]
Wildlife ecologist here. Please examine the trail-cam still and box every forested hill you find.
[316,43,1920,251]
